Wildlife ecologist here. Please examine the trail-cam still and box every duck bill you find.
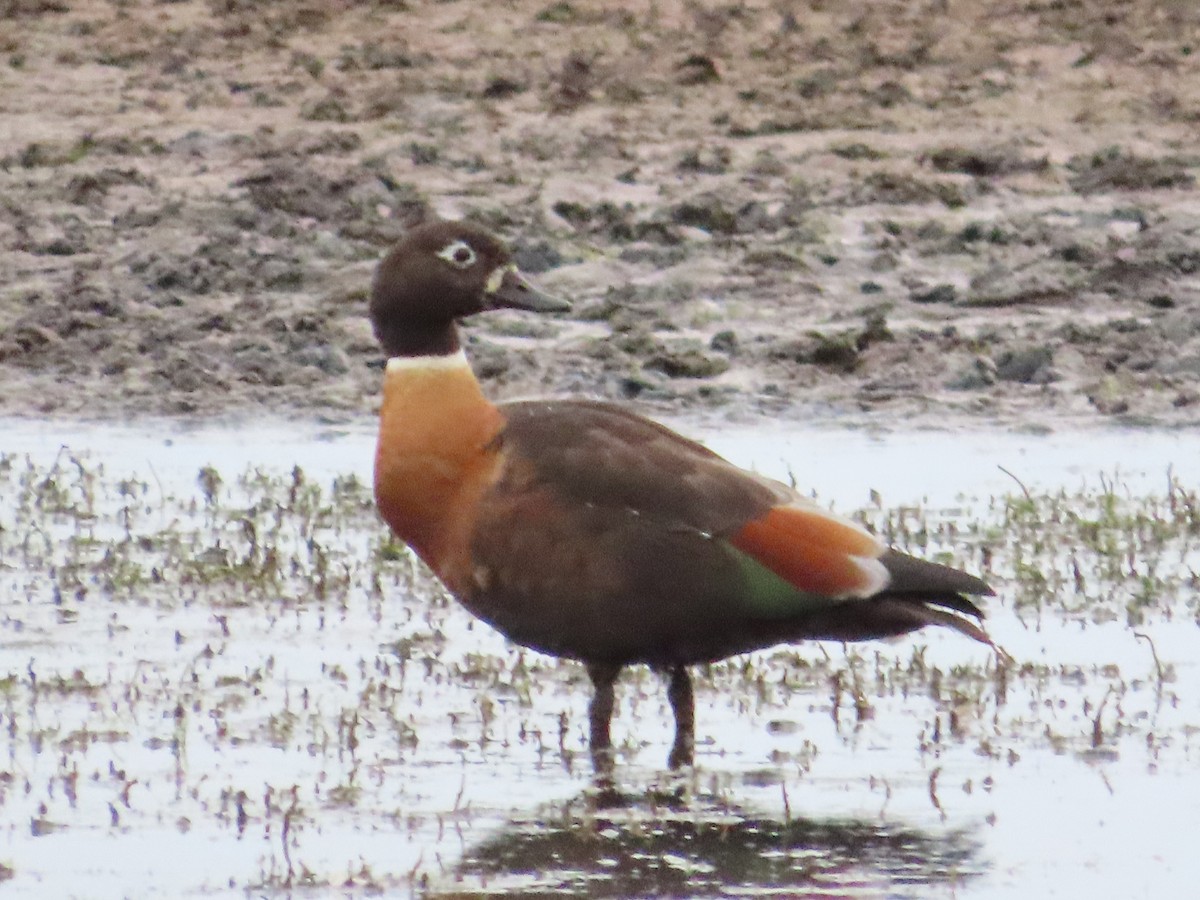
[484,265,571,313]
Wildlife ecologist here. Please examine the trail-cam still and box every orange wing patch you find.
[729,504,889,599]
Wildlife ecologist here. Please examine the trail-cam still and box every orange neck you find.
[374,351,505,577]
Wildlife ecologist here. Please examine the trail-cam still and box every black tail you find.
[877,548,995,645]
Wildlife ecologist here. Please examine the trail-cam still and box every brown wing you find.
[493,399,792,538]
[468,399,994,661]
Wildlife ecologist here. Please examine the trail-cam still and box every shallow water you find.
[7,416,1200,504]
[1,419,1198,898]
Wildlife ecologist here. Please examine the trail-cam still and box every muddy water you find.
[1,419,1198,898]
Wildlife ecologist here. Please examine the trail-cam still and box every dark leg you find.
[666,665,695,770]
[586,662,620,776]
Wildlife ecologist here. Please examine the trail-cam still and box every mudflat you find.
[2,0,1198,428]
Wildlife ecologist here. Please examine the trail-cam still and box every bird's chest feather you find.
[373,357,505,579]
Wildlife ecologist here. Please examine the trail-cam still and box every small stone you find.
[677,146,731,174]
[995,346,1055,384]
[947,356,998,390]
[807,335,859,371]
[911,283,957,305]
[482,77,524,99]
[294,345,350,376]
[858,311,893,347]
[709,330,738,354]
[646,350,730,379]
[619,372,658,398]
[512,240,564,274]
[677,54,720,86]
[40,237,80,256]
[669,197,737,234]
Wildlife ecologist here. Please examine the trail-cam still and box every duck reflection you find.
[435,788,985,898]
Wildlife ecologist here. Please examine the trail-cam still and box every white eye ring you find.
[436,240,477,269]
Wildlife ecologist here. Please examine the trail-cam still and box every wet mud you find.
[2,0,1200,428]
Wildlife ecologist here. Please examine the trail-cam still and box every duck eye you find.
[437,240,477,269]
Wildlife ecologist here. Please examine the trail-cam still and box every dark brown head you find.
[370,220,569,357]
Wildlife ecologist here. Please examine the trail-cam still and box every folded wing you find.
[492,399,993,647]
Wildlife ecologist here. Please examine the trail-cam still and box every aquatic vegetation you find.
[0,451,1197,896]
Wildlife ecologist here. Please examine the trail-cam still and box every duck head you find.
[370,219,570,357]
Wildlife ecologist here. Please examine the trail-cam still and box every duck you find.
[370,219,995,772]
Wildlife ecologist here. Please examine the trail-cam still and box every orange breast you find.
[373,357,505,582]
